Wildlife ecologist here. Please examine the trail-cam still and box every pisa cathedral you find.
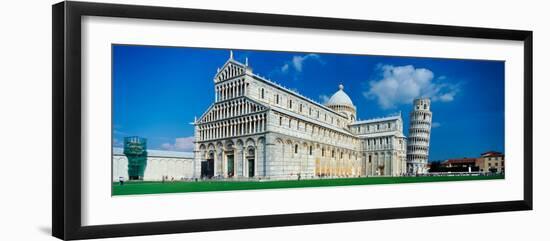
[192,51,432,180]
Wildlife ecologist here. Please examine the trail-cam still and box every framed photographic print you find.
[52,1,533,240]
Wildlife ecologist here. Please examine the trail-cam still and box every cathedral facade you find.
[193,52,428,180]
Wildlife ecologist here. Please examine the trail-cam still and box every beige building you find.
[434,151,505,174]
[478,151,505,174]
[192,51,412,180]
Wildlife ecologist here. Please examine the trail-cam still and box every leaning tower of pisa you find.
[406,98,432,174]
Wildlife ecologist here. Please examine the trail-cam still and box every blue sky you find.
[112,45,504,161]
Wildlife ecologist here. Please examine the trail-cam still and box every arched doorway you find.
[246,147,255,177]
[377,165,385,176]
[225,141,235,178]
[201,151,215,178]
[227,152,235,177]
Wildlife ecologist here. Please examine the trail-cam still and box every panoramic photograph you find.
[111,45,505,196]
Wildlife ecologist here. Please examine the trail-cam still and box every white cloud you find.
[319,94,330,104]
[293,54,317,71]
[436,92,456,102]
[281,63,290,73]
[364,65,460,109]
[113,138,123,147]
[283,53,322,73]
[160,136,195,152]
[113,127,128,136]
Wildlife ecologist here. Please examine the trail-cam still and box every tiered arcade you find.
[406,98,433,174]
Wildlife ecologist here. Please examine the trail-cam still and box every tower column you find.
[406,98,432,174]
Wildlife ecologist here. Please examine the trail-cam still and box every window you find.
[294,144,298,154]
[340,152,343,159]
[275,94,279,104]
[279,116,282,126]
[309,108,312,116]
[309,146,313,155]
[317,111,320,118]
[261,88,265,99]
[289,119,292,128]
[322,148,325,157]
[331,150,335,158]
[369,155,372,163]
[289,99,293,109]
[299,104,303,112]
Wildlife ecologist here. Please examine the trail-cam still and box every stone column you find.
[237,146,243,176]
[254,145,258,178]
[251,116,256,133]
[216,149,222,176]
[241,145,248,177]
[222,150,227,178]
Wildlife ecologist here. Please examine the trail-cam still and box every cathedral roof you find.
[350,115,402,125]
[326,84,354,107]
[271,105,353,136]
[215,50,348,119]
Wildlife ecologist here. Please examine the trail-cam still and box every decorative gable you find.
[197,97,268,124]
[214,60,246,83]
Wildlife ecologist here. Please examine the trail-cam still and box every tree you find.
[428,161,443,172]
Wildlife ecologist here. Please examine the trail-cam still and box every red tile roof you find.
[443,158,478,164]
[481,151,504,157]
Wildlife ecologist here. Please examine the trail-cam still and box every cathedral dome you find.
[326,84,354,107]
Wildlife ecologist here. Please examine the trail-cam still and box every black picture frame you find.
[52,1,533,240]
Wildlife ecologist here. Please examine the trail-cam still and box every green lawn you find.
[112,175,504,196]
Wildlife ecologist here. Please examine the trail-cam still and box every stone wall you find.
[112,154,194,182]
